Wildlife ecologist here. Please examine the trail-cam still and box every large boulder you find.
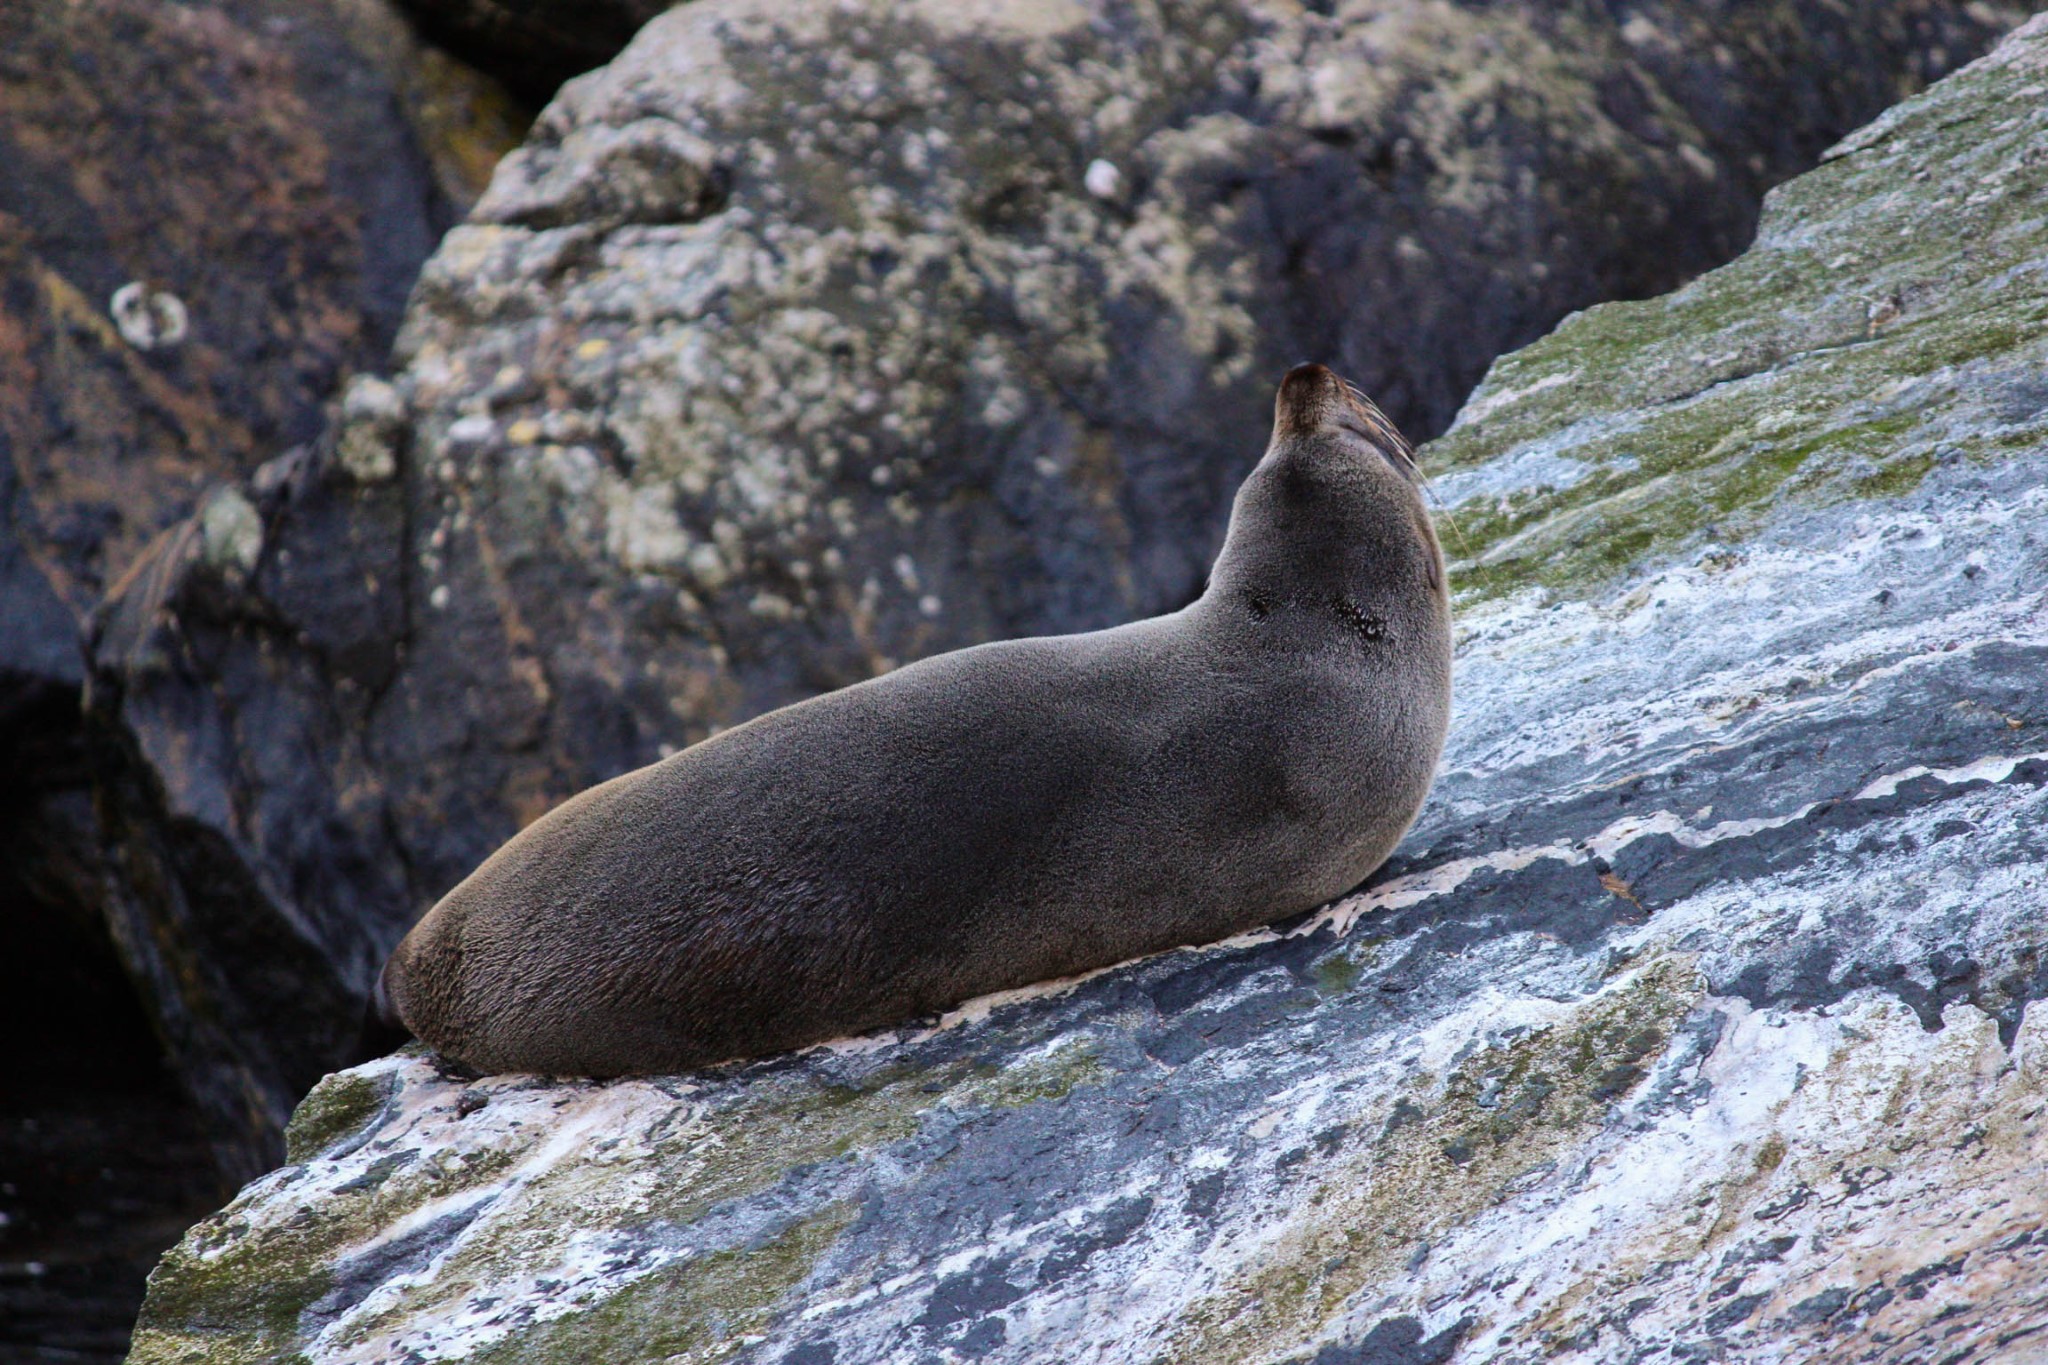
[0,0,520,1034]
[125,16,2048,1364]
[0,0,480,963]
[0,0,518,643]
[85,0,2041,1178]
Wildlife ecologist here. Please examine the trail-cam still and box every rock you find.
[0,0,521,960]
[0,0,522,1095]
[85,0,2041,1179]
[126,16,2048,1363]
[86,438,418,1185]
[392,0,677,105]
[0,7,525,1356]
[0,0,519,632]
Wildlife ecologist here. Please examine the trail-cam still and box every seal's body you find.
[383,365,1450,1076]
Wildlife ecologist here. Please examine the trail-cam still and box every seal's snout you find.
[1274,362,1342,438]
[1272,362,1418,477]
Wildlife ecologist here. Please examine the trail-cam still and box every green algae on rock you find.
[1426,13,2048,608]
[284,1069,403,1165]
[128,1036,1117,1364]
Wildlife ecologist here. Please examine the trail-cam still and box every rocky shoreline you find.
[123,14,2048,1362]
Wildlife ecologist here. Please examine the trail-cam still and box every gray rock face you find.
[126,17,2048,1364]
[25,10,522,1174]
[0,0,519,660]
[0,6,526,1358]
[84,0,2042,1179]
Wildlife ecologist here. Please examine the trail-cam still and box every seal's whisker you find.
[1338,379,1418,470]
[1422,477,1473,557]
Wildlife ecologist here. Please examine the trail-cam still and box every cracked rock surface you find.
[82,0,2040,1178]
[126,16,2048,1364]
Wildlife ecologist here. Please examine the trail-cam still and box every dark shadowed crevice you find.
[0,686,227,1365]
[391,0,675,107]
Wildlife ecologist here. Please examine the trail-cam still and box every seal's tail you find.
[347,956,414,1065]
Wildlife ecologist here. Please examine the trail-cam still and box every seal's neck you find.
[1204,438,1444,620]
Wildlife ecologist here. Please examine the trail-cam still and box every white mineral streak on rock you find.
[1451,366,1581,427]
[1854,750,2047,801]
[1311,736,2048,942]
[1441,482,2048,790]
[1320,997,2048,1363]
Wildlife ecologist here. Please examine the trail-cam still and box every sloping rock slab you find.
[85,0,2041,1177]
[127,17,2048,1365]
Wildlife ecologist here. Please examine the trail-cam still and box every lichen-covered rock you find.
[126,16,2048,1364]
[0,0,520,641]
[0,9,525,1354]
[85,0,2041,1179]
[0,0,522,985]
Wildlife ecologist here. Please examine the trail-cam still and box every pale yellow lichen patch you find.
[197,488,262,574]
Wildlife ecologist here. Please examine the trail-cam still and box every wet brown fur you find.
[382,365,1452,1075]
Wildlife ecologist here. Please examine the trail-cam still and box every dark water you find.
[0,856,225,1364]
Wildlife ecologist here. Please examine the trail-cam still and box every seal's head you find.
[1208,364,1445,633]
[1270,362,1420,482]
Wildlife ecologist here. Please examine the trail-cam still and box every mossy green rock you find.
[130,19,2048,1363]
[1427,9,2048,609]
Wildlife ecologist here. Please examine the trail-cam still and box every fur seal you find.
[381,364,1451,1076]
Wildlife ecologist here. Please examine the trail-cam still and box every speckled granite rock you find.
[125,16,2048,1364]
[84,0,2042,1180]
